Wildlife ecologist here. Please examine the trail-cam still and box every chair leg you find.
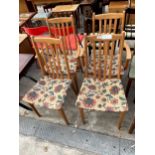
[71,77,78,95]
[74,73,79,93]
[79,108,85,124]
[128,116,135,134]
[117,112,126,130]
[126,78,132,97]
[28,104,42,117]
[57,108,69,125]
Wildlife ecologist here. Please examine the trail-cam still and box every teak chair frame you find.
[92,12,125,34]
[46,15,81,55]
[46,15,84,80]
[91,12,131,70]
[28,36,78,124]
[79,32,127,129]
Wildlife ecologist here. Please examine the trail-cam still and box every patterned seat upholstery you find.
[88,53,124,76]
[22,76,71,110]
[76,78,128,112]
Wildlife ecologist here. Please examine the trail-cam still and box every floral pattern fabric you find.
[76,78,128,112]
[87,53,124,76]
[22,76,71,109]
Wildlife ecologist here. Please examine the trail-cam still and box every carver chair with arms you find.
[86,12,132,75]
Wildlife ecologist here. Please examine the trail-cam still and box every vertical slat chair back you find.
[46,15,78,55]
[31,36,71,79]
[92,12,125,34]
[84,32,125,80]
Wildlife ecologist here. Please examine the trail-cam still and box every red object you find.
[22,26,84,50]
[50,26,84,50]
[22,26,49,36]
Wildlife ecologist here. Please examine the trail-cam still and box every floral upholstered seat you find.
[22,76,71,110]
[76,78,128,112]
[88,53,124,76]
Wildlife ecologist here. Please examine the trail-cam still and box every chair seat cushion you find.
[76,78,128,112]
[22,76,71,109]
[88,53,124,76]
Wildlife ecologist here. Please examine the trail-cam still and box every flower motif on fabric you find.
[50,96,55,102]
[39,80,46,85]
[54,85,63,93]
[27,91,39,101]
[106,106,114,112]
[44,102,49,108]
[88,85,96,90]
[111,98,118,105]
[110,86,120,95]
[83,98,96,108]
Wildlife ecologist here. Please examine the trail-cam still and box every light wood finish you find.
[80,32,127,128]
[51,4,80,28]
[92,12,125,34]
[29,103,42,117]
[29,36,74,124]
[31,36,71,79]
[123,41,132,69]
[47,16,77,55]
[19,0,29,13]
[79,108,85,124]
[117,112,126,129]
[109,1,129,13]
[52,4,79,12]
[57,108,69,125]
[84,32,125,79]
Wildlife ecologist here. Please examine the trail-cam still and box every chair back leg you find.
[57,108,69,125]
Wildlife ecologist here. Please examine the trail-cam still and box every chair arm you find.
[76,44,85,58]
[123,41,132,70]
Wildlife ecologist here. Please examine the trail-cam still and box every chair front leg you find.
[74,73,79,93]
[128,116,135,134]
[117,112,126,130]
[28,103,42,117]
[57,108,69,125]
[79,108,85,124]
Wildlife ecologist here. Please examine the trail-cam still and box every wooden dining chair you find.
[92,12,125,34]
[76,32,128,129]
[46,15,85,74]
[85,12,132,76]
[46,15,84,52]
[22,37,78,125]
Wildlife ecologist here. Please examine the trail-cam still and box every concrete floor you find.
[20,135,95,155]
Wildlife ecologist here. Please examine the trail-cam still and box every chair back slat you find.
[47,15,79,53]
[103,41,108,80]
[31,36,71,79]
[92,12,125,34]
[98,41,102,80]
[108,41,115,79]
[84,32,125,80]
[92,39,97,79]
